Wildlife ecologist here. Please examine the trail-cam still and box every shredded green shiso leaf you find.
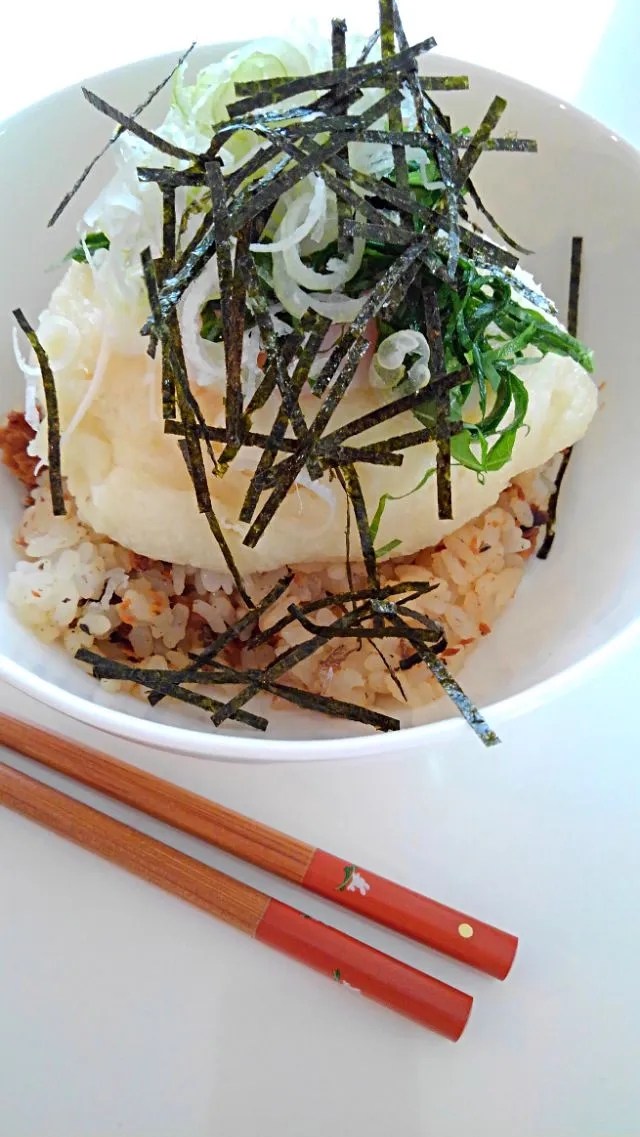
[15,2,593,747]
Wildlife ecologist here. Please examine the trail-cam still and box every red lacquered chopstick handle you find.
[256,898,472,1040]
[302,851,517,980]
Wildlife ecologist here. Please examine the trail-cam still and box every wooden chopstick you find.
[0,760,472,1039]
[0,712,517,979]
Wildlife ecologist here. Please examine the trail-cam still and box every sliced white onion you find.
[369,329,431,391]
[12,326,41,379]
[250,174,327,253]
[272,247,365,323]
[282,211,365,292]
[12,315,81,379]
[24,377,40,430]
[294,466,337,507]
[291,466,339,539]
[62,325,111,443]
[179,255,226,389]
[308,292,365,322]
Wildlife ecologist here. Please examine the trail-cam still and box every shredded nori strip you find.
[206,161,246,446]
[148,572,294,707]
[397,635,499,745]
[331,17,351,255]
[76,650,268,731]
[229,35,437,115]
[379,0,408,191]
[537,237,584,559]
[356,26,381,64]
[12,309,65,515]
[456,95,507,188]
[81,87,200,164]
[389,1,460,278]
[566,235,583,338]
[137,166,205,188]
[48,43,196,227]
[341,464,379,588]
[422,286,452,519]
[467,180,533,255]
[296,124,534,152]
[326,368,468,446]
[536,447,573,561]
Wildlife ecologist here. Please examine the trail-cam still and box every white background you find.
[1,2,640,1134]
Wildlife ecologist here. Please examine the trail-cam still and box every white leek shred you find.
[62,324,112,442]
[179,255,226,389]
[369,330,431,392]
[250,175,327,254]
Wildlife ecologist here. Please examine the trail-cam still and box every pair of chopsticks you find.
[0,713,517,1040]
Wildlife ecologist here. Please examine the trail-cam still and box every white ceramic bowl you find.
[1,47,639,760]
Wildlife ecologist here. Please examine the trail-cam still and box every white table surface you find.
[1,3,640,1134]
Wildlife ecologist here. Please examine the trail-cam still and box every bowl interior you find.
[1,49,639,757]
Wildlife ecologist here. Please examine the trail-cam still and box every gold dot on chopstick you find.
[458,923,474,939]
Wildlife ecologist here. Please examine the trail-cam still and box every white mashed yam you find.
[30,262,598,574]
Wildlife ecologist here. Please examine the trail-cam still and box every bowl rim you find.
[2,47,640,761]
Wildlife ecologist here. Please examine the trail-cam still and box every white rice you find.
[7,458,560,712]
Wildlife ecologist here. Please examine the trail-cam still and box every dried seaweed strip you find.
[343,213,517,272]
[141,249,250,600]
[207,604,368,726]
[226,147,290,198]
[248,578,438,651]
[147,650,399,730]
[537,240,583,557]
[318,126,534,154]
[422,286,452,519]
[225,131,353,240]
[259,679,399,730]
[477,262,556,315]
[206,162,246,446]
[238,323,326,524]
[12,309,65,515]
[160,187,178,417]
[229,35,437,117]
[390,1,459,277]
[235,443,404,500]
[456,96,507,189]
[341,464,379,587]
[467,180,533,255]
[357,26,381,64]
[81,87,200,164]
[178,430,251,604]
[245,254,320,438]
[326,367,467,446]
[149,572,294,707]
[331,18,351,255]
[304,75,470,92]
[224,668,400,729]
[75,651,267,731]
[241,451,307,545]
[326,154,516,271]
[245,314,316,417]
[297,234,437,437]
[396,635,499,746]
[379,0,408,190]
[225,89,403,239]
[150,220,218,328]
[536,446,573,561]
[137,166,205,188]
[566,235,583,338]
[334,428,432,457]
[290,610,442,647]
[48,43,195,227]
